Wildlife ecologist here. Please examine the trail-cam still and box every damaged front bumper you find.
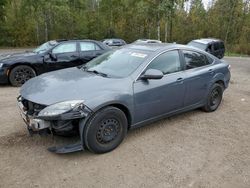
[17,98,51,134]
[17,96,92,153]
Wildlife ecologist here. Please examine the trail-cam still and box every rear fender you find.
[205,73,227,98]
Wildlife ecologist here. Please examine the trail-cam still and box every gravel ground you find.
[0,54,249,188]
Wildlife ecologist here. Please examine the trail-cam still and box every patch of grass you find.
[0,47,34,50]
[226,52,250,57]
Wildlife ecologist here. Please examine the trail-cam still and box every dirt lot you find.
[0,54,249,188]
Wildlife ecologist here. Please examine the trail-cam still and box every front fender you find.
[79,116,92,148]
[84,90,133,114]
[47,117,92,154]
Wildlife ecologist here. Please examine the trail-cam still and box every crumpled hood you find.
[0,51,37,62]
[20,67,129,107]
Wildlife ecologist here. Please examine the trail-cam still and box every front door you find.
[133,50,186,124]
[44,42,80,71]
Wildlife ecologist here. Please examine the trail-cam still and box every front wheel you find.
[9,65,36,87]
[202,83,224,112]
[83,107,128,154]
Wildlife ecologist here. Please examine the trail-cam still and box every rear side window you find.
[183,50,211,69]
[52,42,77,54]
[146,50,182,75]
[80,42,101,51]
[213,42,220,51]
[207,56,214,64]
[207,44,212,51]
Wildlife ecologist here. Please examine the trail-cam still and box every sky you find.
[202,0,210,9]
[185,0,211,11]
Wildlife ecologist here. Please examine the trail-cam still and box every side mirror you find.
[140,69,163,80]
[49,52,57,61]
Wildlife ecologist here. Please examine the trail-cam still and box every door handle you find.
[176,78,184,82]
[208,69,215,74]
[71,55,78,58]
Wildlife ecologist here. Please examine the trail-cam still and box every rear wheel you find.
[84,107,128,154]
[202,83,224,112]
[9,65,36,87]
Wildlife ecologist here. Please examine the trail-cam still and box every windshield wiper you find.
[86,69,108,77]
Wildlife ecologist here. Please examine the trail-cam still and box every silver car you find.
[17,43,231,154]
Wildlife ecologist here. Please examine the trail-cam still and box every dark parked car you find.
[187,38,225,59]
[102,38,126,47]
[0,39,110,86]
[17,43,230,154]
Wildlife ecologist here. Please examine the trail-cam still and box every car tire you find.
[84,106,128,154]
[202,83,224,112]
[9,65,36,87]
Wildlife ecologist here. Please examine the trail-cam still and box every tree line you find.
[0,0,249,54]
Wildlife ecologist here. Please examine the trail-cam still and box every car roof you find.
[53,39,110,49]
[56,39,101,43]
[125,43,188,52]
[191,38,223,45]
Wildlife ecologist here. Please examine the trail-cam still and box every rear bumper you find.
[225,71,231,89]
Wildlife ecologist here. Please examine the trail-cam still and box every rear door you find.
[181,50,214,107]
[44,42,79,71]
[133,50,186,123]
[79,41,105,65]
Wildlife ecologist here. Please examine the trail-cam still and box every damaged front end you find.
[17,96,93,153]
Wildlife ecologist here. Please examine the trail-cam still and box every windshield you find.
[33,41,58,54]
[188,41,207,50]
[83,49,151,78]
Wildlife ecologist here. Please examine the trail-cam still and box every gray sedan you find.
[17,43,231,154]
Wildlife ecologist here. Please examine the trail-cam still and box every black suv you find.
[0,39,110,86]
[187,38,225,59]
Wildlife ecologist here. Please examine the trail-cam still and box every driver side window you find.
[146,50,181,75]
[52,43,77,54]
